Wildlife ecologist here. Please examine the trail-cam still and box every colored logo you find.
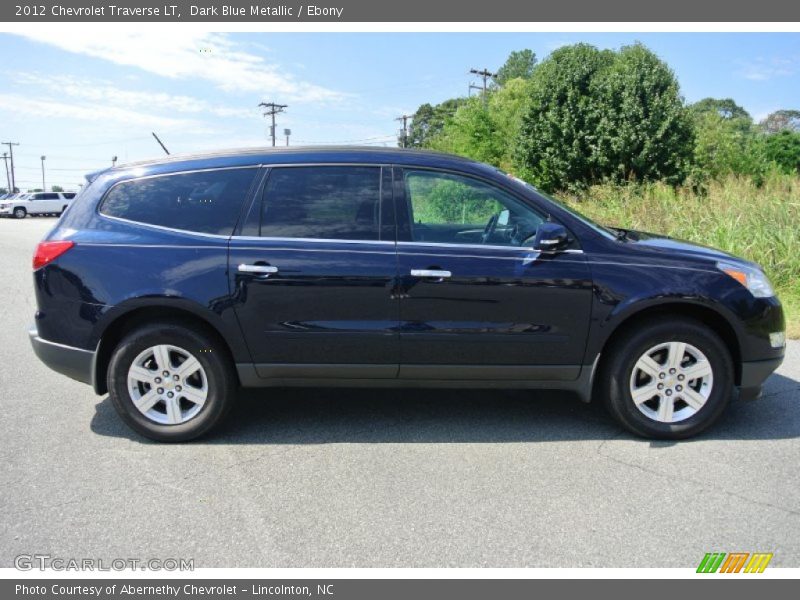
[697,552,773,573]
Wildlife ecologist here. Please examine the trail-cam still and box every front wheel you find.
[13,207,26,219]
[107,321,236,442]
[600,318,733,439]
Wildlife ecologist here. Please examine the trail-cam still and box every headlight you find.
[717,261,775,298]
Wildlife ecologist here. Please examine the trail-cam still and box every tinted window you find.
[404,170,545,247]
[100,168,257,235]
[260,167,382,240]
[42,193,59,200]
[63,193,76,199]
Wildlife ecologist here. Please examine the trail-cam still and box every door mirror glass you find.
[533,222,570,252]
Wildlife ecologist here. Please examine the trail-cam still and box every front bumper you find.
[739,355,785,401]
[29,327,95,386]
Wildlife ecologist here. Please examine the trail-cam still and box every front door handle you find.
[410,269,451,279]
[238,264,278,276]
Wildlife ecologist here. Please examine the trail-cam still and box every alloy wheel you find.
[628,341,714,423]
[127,344,208,425]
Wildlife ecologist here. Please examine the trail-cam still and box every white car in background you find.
[0,191,77,219]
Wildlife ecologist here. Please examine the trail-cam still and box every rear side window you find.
[260,166,382,240]
[63,193,76,199]
[100,168,257,235]
[41,193,59,200]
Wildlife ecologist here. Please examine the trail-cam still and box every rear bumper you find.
[739,355,784,401]
[29,326,95,387]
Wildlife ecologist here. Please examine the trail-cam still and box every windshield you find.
[499,171,617,240]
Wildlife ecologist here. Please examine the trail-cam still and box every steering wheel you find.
[481,213,499,244]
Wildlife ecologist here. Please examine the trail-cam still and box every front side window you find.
[260,166,382,240]
[99,168,257,235]
[403,170,545,247]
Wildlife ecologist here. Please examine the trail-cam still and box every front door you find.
[394,167,593,381]
[229,165,399,379]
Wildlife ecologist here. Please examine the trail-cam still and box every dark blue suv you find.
[29,147,785,441]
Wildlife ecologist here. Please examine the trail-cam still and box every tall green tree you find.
[689,98,751,121]
[495,49,537,86]
[591,43,694,184]
[514,43,691,190]
[514,43,614,191]
[428,78,530,171]
[692,112,763,179]
[404,99,466,148]
[760,110,800,134]
[762,130,800,173]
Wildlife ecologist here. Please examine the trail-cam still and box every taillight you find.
[33,240,74,270]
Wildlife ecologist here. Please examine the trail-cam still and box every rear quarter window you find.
[99,168,257,235]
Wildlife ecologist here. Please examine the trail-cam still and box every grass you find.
[559,172,800,338]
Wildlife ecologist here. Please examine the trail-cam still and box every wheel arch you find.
[590,301,743,400]
[92,303,240,395]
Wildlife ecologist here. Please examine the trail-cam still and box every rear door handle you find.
[410,269,451,279]
[238,264,278,276]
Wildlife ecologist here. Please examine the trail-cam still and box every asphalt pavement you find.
[1,216,798,568]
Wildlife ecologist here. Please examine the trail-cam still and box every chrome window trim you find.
[95,214,234,239]
[398,241,584,254]
[96,165,262,237]
[232,236,396,246]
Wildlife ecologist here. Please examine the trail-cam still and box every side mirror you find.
[533,222,569,252]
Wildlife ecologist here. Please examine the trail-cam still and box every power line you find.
[2,142,19,192]
[258,102,288,147]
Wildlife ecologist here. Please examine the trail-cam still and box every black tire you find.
[599,318,733,439]
[13,207,26,219]
[107,320,236,442]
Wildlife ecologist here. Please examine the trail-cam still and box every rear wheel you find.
[600,318,733,439]
[107,321,236,442]
[13,207,26,219]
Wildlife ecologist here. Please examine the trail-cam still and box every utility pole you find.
[258,102,288,147]
[395,114,412,148]
[2,142,19,192]
[469,68,496,107]
[1,153,10,193]
[40,156,46,191]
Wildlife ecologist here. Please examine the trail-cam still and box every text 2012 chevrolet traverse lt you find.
[29,148,785,441]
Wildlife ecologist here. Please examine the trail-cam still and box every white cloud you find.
[738,56,799,81]
[0,93,207,132]
[11,31,347,103]
[13,72,257,119]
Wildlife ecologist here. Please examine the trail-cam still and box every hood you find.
[619,228,753,266]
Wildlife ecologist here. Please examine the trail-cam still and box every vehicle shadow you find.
[89,372,800,445]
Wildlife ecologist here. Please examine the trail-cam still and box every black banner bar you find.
[3,0,800,22]
[3,579,799,600]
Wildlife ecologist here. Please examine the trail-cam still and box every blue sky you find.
[0,31,798,190]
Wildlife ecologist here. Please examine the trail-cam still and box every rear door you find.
[394,167,593,381]
[229,165,399,380]
[35,192,60,213]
